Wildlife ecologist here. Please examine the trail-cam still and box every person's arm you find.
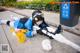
[33,25,55,38]
[33,25,40,35]
[33,25,62,39]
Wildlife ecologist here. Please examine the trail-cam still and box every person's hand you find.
[33,30,37,35]
[33,25,40,30]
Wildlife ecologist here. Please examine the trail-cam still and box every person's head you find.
[32,10,44,25]
[32,10,42,17]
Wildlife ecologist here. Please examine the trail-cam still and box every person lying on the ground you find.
[0,16,37,37]
[32,10,80,52]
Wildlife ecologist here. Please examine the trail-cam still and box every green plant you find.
[53,4,60,12]
[14,2,30,9]
[45,4,52,11]
[4,2,15,7]
[0,0,60,12]
[0,0,16,6]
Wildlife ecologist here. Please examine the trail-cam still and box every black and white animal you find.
[32,10,80,52]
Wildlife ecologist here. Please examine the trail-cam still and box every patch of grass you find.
[14,2,30,9]
[1,0,61,12]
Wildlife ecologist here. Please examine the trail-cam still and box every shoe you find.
[54,25,62,34]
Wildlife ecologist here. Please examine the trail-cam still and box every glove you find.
[33,25,40,30]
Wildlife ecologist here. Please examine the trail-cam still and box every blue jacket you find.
[14,17,33,37]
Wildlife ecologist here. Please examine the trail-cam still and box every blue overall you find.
[14,17,33,38]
